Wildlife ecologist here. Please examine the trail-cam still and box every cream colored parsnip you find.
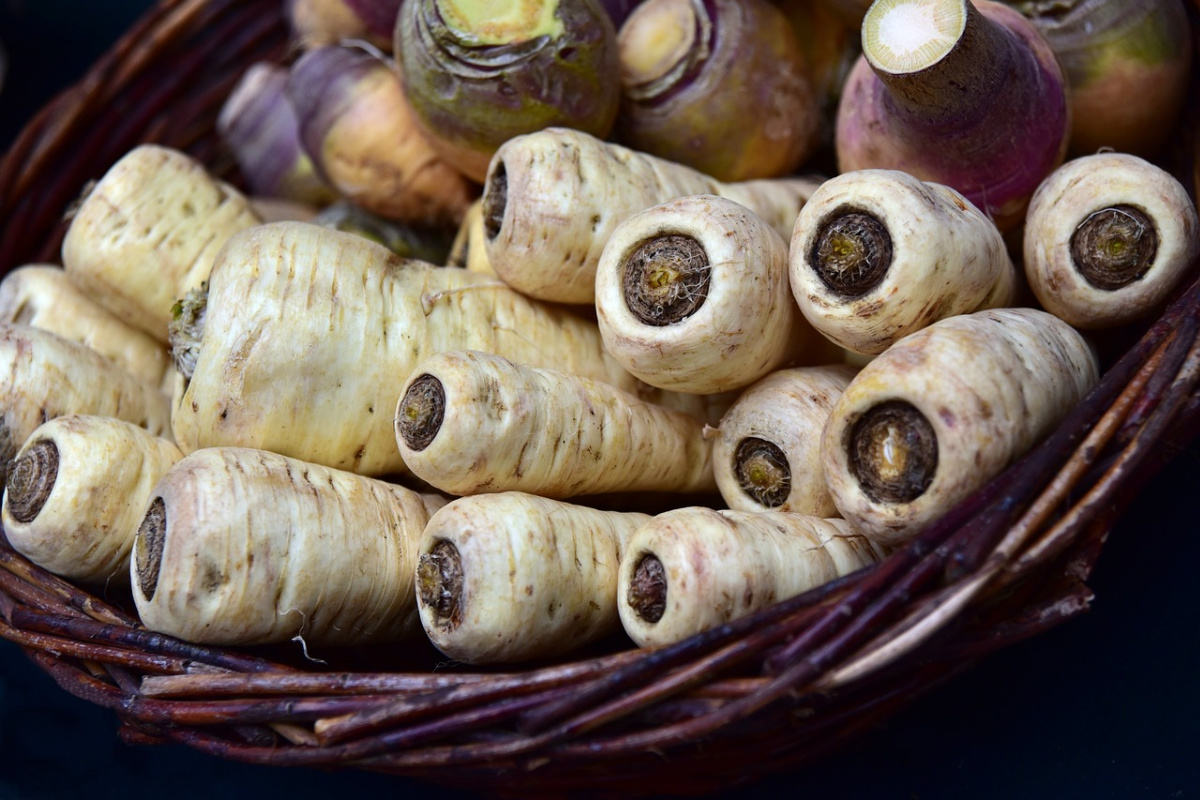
[2,416,183,586]
[0,264,172,387]
[483,127,823,304]
[0,324,172,484]
[789,169,1016,355]
[617,507,887,648]
[131,447,447,647]
[448,199,497,277]
[395,349,716,497]
[416,492,651,664]
[61,145,262,341]
[172,222,713,476]
[821,308,1099,547]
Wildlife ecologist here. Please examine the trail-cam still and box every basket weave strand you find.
[1,0,1200,794]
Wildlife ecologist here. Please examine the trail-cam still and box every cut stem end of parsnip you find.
[416,539,464,629]
[627,552,667,624]
[482,162,508,241]
[396,374,446,453]
[810,208,893,297]
[848,400,937,504]
[1070,205,1158,291]
[4,439,58,524]
[135,497,167,601]
[733,436,792,509]
[622,234,711,326]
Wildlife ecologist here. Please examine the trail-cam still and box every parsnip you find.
[2,416,183,586]
[617,507,887,648]
[712,365,857,515]
[595,194,833,394]
[1023,152,1200,329]
[789,169,1017,355]
[0,324,172,485]
[447,199,496,277]
[61,145,262,341]
[131,447,446,647]
[171,222,716,476]
[821,308,1099,547]
[482,127,824,304]
[0,264,172,387]
[416,491,651,664]
[395,349,716,498]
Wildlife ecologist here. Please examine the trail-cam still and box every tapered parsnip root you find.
[60,145,262,341]
[0,324,172,485]
[0,265,172,388]
[1023,152,1200,329]
[482,127,824,304]
[789,169,1017,354]
[131,447,447,647]
[595,194,832,393]
[395,350,716,497]
[2,416,183,586]
[171,222,715,476]
[415,492,650,664]
[712,365,857,515]
[447,199,496,276]
[617,507,887,648]
[821,308,1099,547]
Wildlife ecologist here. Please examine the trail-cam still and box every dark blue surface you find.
[1,3,1199,797]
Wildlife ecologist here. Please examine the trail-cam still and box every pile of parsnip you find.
[2,0,1198,667]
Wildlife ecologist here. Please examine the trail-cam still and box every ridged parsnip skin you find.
[173,222,709,476]
[483,127,823,304]
[1023,153,1200,329]
[595,194,824,394]
[2,416,183,586]
[712,365,857,515]
[131,447,447,647]
[61,145,262,341]
[822,308,1100,547]
[0,324,172,483]
[395,350,716,497]
[417,492,650,664]
[616,507,886,648]
[789,169,1017,355]
[0,265,172,388]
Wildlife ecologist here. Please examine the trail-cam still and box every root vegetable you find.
[286,0,402,51]
[711,364,857,515]
[595,193,832,393]
[0,264,172,388]
[789,169,1017,355]
[617,507,886,648]
[821,307,1099,547]
[835,0,1069,232]
[0,324,172,485]
[1023,152,1200,330]
[447,199,496,276]
[394,349,716,497]
[481,127,824,304]
[131,447,447,647]
[311,201,456,264]
[2,416,183,586]
[416,491,651,663]
[170,221,714,476]
[60,145,262,341]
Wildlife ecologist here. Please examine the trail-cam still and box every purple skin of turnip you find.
[286,0,404,51]
[393,0,622,184]
[835,0,1070,233]
[615,0,822,181]
[217,63,338,207]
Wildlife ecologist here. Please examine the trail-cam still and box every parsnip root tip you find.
[810,208,894,297]
[416,539,464,629]
[622,234,711,326]
[396,374,446,453]
[1070,205,1158,291]
[482,162,507,241]
[733,436,792,509]
[848,400,938,504]
[5,439,59,524]
[135,497,167,601]
[627,552,667,624]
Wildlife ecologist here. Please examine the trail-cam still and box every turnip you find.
[617,507,887,648]
[711,365,857,516]
[2,416,183,587]
[394,349,717,498]
[789,169,1017,355]
[821,307,1099,547]
[415,491,650,664]
[835,0,1069,232]
[1023,152,1200,330]
[481,127,824,304]
[60,145,262,341]
[131,447,447,647]
[286,0,403,52]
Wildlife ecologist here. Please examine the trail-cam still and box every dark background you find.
[1,2,1199,797]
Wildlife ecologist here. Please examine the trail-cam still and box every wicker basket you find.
[2,0,1200,794]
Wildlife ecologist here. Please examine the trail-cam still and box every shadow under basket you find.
[3,0,1200,794]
